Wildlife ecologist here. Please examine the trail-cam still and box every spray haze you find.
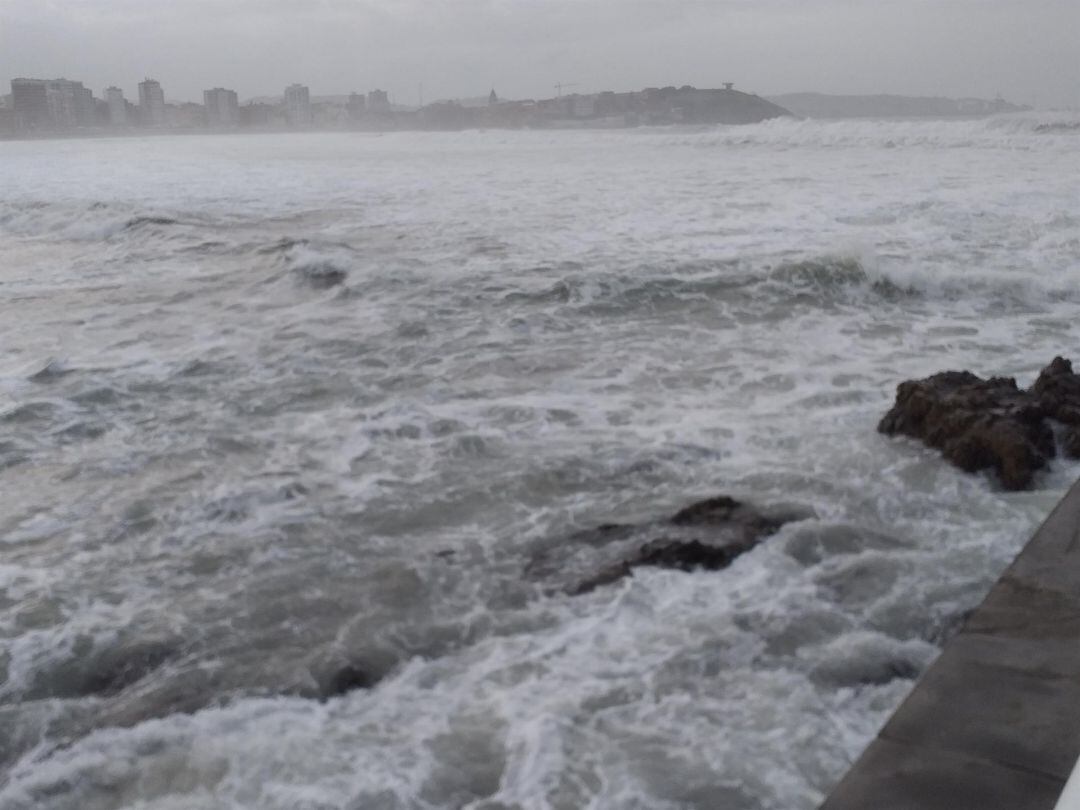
[0,0,1076,106]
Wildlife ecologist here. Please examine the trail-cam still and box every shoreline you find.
[0,111,1047,144]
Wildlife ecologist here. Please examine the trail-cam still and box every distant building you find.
[11,79,49,131]
[489,89,499,106]
[284,84,312,126]
[570,94,595,118]
[347,92,366,120]
[105,87,127,126]
[11,78,95,130]
[203,87,240,127]
[47,80,94,128]
[367,89,391,113]
[419,100,471,130]
[138,79,166,127]
[166,102,206,129]
[0,95,13,134]
[240,102,286,128]
[594,91,617,115]
[311,101,348,128]
[67,83,95,127]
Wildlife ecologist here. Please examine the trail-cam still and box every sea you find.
[1,113,1079,810]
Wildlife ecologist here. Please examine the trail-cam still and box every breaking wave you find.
[499,251,1080,318]
[0,201,200,242]
[657,110,1080,150]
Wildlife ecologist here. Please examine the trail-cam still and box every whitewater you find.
[0,113,1078,809]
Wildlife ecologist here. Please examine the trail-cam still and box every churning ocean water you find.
[0,114,1079,809]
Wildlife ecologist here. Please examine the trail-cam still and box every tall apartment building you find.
[203,87,240,127]
[61,82,95,127]
[0,95,12,134]
[138,79,166,127]
[105,87,127,126]
[367,89,391,113]
[11,78,95,130]
[11,79,49,130]
[347,92,367,120]
[168,103,207,129]
[284,84,312,126]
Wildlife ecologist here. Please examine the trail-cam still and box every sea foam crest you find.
[0,200,187,242]
[658,111,1080,151]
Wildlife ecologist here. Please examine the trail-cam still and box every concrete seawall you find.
[821,479,1080,810]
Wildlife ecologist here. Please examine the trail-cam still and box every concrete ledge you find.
[821,479,1080,809]
[822,737,1064,810]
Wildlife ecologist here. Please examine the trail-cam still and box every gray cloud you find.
[1,0,1076,107]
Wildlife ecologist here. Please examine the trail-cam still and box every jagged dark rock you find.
[527,496,807,595]
[879,357,1080,490]
[318,664,376,699]
[1032,357,1080,460]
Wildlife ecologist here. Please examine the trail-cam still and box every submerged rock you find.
[304,652,379,701]
[879,356,1080,490]
[293,260,348,289]
[527,495,807,595]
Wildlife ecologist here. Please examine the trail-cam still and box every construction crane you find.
[554,83,579,97]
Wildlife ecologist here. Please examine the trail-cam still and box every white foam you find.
[0,124,1077,807]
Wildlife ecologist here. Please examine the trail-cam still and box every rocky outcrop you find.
[1032,356,1080,456]
[526,496,807,595]
[879,357,1080,490]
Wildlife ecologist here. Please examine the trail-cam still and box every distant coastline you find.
[766,92,1030,119]
[1,82,791,141]
[0,80,1039,142]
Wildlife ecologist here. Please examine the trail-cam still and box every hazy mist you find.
[1,0,1077,107]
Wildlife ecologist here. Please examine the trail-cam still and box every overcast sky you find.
[0,0,1076,108]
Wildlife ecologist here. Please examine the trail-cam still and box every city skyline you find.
[2,66,1072,115]
[0,72,1056,113]
[2,77,809,134]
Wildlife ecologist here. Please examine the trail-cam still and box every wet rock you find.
[299,647,385,701]
[1064,428,1080,460]
[1032,357,1080,421]
[293,260,347,289]
[669,495,775,529]
[124,215,179,230]
[317,663,376,700]
[570,539,756,595]
[877,358,1080,490]
[1032,356,1080,459]
[527,495,807,595]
